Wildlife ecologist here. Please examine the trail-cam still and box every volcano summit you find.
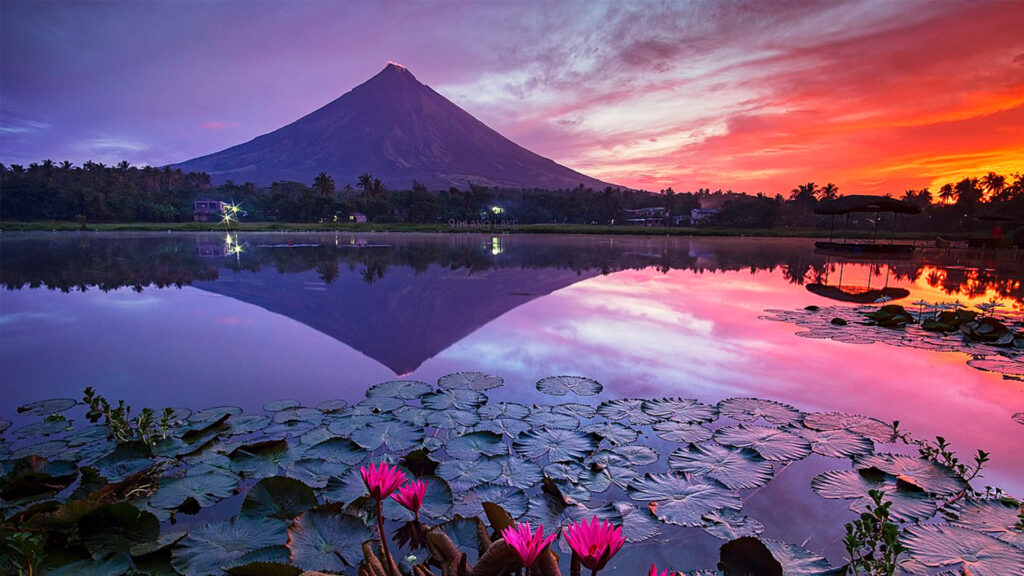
[173,64,614,190]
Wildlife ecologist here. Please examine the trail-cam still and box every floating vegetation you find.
[0,372,1021,576]
[762,302,1024,378]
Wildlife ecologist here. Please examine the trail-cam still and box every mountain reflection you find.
[3,232,1023,372]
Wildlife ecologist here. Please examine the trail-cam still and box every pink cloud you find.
[200,121,240,130]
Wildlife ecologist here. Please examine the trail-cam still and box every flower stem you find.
[591,569,599,576]
[376,498,396,576]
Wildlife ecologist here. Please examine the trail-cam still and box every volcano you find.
[173,63,614,190]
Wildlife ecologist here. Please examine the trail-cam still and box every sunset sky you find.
[2,0,1022,195]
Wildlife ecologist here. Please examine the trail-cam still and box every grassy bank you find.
[0,219,958,240]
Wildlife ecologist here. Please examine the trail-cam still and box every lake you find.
[1,231,1022,574]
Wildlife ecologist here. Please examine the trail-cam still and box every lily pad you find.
[366,379,433,399]
[946,499,1024,535]
[301,437,366,465]
[356,395,405,413]
[616,502,662,543]
[263,399,301,412]
[149,469,239,510]
[451,483,528,519]
[702,509,765,540]
[436,458,503,491]
[12,439,68,460]
[901,523,1024,576]
[350,420,423,451]
[438,372,504,391]
[627,473,742,526]
[854,453,966,495]
[492,454,544,490]
[384,475,453,521]
[78,502,160,558]
[810,468,938,522]
[668,443,774,490]
[17,397,77,416]
[0,418,11,434]
[553,402,599,419]
[513,428,597,462]
[223,546,302,576]
[283,458,349,488]
[435,517,489,564]
[583,422,639,445]
[229,439,308,478]
[225,414,272,436]
[800,428,874,458]
[424,408,481,430]
[642,397,718,423]
[286,506,373,572]
[714,425,811,461]
[536,375,602,396]
[189,405,243,427]
[761,539,841,575]
[445,431,507,460]
[598,398,661,426]
[653,421,713,443]
[171,516,288,576]
[422,388,487,411]
[241,476,317,520]
[48,555,133,576]
[271,407,323,426]
[12,418,73,438]
[315,399,348,413]
[717,397,802,426]
[802,412,896,443]
[525,407,580,430]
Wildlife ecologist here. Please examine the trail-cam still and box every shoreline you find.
[0,220,956,240]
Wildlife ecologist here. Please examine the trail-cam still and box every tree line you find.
[2,160,1023,233]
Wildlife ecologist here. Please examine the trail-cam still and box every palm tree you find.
[789,182,818,204]
[938,183,956,204]
[817,182,839,201]
[313,172,336,200]
[982,172,1008,202]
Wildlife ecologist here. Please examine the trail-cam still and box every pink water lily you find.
[501,522,557,569]
[564,516,625,573]
[391,479,427,515]
[360,460,407,501]
[648,564,670,576]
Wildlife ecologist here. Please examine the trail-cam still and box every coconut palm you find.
[818,182,839,201]
[312,171,336,200]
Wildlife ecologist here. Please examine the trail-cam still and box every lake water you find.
[2,231,1023,573]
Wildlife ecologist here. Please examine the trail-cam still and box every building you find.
[349,212,368,223]
[623,207,668,226]
[193,199,226,222]
[690,208,719,226]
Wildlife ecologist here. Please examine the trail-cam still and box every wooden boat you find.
[814,194,921,257]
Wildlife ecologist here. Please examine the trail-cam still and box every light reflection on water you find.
[1,232,1022,500]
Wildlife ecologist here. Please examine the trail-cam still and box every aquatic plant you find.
[362,460,408,576]
[564,516,625,576]
[82,386,176,448]
[843,489,904,576]
[392,479,427,520]
[501,522,556,572]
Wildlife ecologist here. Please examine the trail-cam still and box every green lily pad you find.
[653,421,713,443]
[717,397,802,426]
[78,502,160,558]
[536,375,603,396]
[149,469,239,510]
[301,437,366,465]
[492,454,544,490]
[616,502,662,543]
[223,546,302,576]
[325,413,382,436]
[229,439,307,478]
[224,415,272,436]
[702,509,765,540]
[129,530,188,557]
[627,473,742,526]
[422,388,487,410]
[902,523,1024,576]
[553,402,599,419]
[241,476,317,520]
[48,555,133,576]
[350,420,423,451]
[761,539,842,575]
[802,412,896,443]
[263,399,301,412]
[424,408,480,429]
[271,407,323,426]
[171,516,288,576]
[800,428,874,458]
[356,395,405,413]
[513,428,597,462]
[946,499,1024,537]
[286,506,373,572]
[435,517,489,563]
[12,418,73,439]
[283,458,349,488]
[714,425,811,461]
[854,453,966,495]
[0,456,78,500]
[810,468,938,522]
[472,404,531,437]
[642,397,718,423]
[384,475,453,521]
[366,379,434,399]
[451,483,528,519]
[315,399,348,413]
[445,431,507,460]
[12,439,68,460]
[582,422,639,445]
[436,457,503,491]
[669,443,774,490]
[525,407,580,430]
[188,405,243,427]
[438,371,504,391]
[0,418,11,434]
[17,397,77,416]
[598,398,661,426]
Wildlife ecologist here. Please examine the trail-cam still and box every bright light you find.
[491,206,504,214]
[491,236,502,255]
